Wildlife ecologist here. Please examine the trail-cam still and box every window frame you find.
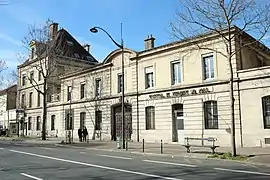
[29,92,33,108]
[145,106,155,130]
[30,71,34,84]
[202,54,215,80]
[80,83,85,99]
[95,78,101,97]
[28,117,32,130]
[51,115,55,130]
[67,86,72,101]
[95,110,102,130]
[36,116,41,131]
[204,101,218,129]
[145,66,154,89]
[37,92,41,107]
[80,112,86,129]
[118,74,123,93]
[22,74,26,86]
[21,94,25,107]
[171,60,183,85]
[262,96,270,129]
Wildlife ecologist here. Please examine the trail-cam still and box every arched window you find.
[145,106,155,130]
[204,101,218,129]
[262,96,270,129]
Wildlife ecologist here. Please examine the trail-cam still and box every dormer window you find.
[67,41,73,46]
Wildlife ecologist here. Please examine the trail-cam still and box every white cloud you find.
[0,49,21,70]
[0,33,22,46]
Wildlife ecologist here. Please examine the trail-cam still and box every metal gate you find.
[115,111,132,140]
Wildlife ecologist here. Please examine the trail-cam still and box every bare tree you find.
[20,19,73,140]
[170,0,270,156]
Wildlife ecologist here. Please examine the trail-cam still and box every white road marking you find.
[10,150,182,180]
[79,152,86,154]
[20,173,43,180]
[143,159,197,167]
[0,147,3,150]
[38,147,53,150]
[214,168,270,176]
[98,154,132,160]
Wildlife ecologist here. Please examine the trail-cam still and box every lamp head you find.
[90,27,98,33]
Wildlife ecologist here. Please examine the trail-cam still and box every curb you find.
[55,144,270,167]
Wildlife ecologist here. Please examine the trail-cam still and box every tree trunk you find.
[42,80,47,140]
[228,58,237,157]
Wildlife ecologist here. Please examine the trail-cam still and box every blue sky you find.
[0,0,179,71]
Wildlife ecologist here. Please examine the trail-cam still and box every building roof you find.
[19,27,98,67]
[0,84,17,96]
[52,28,98,63]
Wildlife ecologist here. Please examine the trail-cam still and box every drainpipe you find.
[237,35,243,147]
[136,54,140,142]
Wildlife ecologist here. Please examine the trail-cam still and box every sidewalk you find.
[60,140,270,167]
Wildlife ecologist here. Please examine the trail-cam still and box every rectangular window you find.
[37,92,41,107]
[28,117,32,130]
[146,106,155,130]
[203,55,214,80]
[171,61,182,85]
[80,112,86,129]
[95,79,101,97]
[51,115,55,130]
[95,110,102,130]
[262,96,270,129]
[21,94,25,107]
[30,71,34,84]
[204,101,218,129]
[22,74,26,86]
[36,116,41,131]
[38,71,42,81]
[67,86,72,101]
[80,83,85,99]
[29,92,33,108]
[66,112,73,130]
[118,74,123,93]
[145,66,154,89]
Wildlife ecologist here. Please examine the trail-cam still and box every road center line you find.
[10,150,182,180]
[214,168,270,176]
[143,160,197,168]
[98,154,132,160]
[20,173,43,180]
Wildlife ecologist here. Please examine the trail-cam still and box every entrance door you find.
[172,104,184,143]
[112,105,132,141]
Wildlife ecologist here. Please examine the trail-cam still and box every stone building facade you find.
[19,26,270,147]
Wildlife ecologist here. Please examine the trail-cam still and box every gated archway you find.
[111,103,132,141]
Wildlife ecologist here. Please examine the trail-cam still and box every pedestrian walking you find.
[78,128,82,142]
[83,126,88,142]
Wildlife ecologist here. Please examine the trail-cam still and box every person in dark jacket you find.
[78,128,82,142]
[82,126,88,142]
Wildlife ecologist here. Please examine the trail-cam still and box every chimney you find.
[49,22,59,40]
[144,34,155,50]
[83,44,90,52]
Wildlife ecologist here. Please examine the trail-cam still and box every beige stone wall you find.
[238,67,270,147]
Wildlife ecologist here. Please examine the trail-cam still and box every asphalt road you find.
[0,141,270,180]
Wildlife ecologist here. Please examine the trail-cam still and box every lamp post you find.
[90,26,125,149]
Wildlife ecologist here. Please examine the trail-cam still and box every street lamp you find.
[90,25,126,149]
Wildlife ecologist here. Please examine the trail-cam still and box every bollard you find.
[126,140,128,151]
[142,139,145,153]
[161,139,163,154]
